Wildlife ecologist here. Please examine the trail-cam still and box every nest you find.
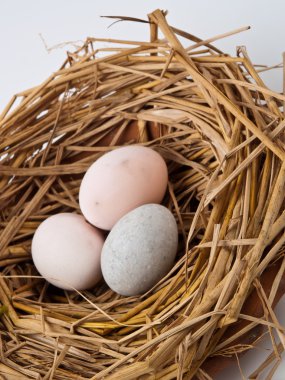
[1,9,285,380]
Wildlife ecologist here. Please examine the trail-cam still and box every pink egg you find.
[79,145,168,230]
[31,213,104,290]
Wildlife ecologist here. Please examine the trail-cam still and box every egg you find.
[31,213,104,290]
[101,204,178,296]
[79,145,168,230]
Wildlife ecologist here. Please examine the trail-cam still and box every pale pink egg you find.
[79,145,168,230]
[31,213,104,290]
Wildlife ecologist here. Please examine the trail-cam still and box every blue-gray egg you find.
[101,204,178,296]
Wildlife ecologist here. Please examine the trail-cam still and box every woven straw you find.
[0,9,285,380]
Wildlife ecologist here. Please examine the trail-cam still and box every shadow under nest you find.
[0,9,285,380]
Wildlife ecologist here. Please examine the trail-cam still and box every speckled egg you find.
[31,213,104,290]
[79,145,168,230]
[101,204,178,296]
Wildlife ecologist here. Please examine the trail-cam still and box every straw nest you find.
[1,9,285,380]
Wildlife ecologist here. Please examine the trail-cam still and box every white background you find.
[1,1,285,378]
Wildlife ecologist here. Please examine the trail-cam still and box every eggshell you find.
[79,145,168,230]
[31,213,104,290]
[101,204,178,296]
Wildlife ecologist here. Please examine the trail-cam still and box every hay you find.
[1,8,285,379]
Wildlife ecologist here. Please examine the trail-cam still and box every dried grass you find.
[0,9,285,380]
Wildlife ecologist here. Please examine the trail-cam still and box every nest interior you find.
[1,9,285,380]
